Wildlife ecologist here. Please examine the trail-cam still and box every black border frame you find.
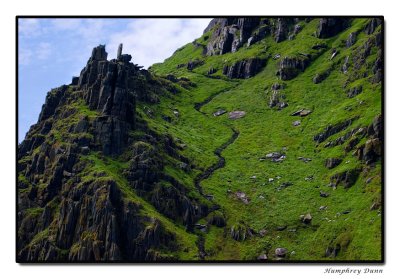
[16,15,385,264]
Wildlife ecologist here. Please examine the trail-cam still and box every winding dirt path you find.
[194,128,239,195]
[192,83,241,259]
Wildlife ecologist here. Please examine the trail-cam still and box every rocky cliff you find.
[18,44,210,262]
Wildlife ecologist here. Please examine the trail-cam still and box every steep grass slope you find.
[148,17,382,261]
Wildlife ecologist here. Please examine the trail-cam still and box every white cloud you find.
[49,18,83,30]
[18,18,42,37]
[19,48,33,66]
[107,18,211,68]
[36,42,52,60]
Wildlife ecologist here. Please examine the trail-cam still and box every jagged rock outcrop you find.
[314,118,358,143]
[346,32,358,48]
[38,86,68,122]
[18,179,177,261]
[277,56,310,80]
[347,85,363,98]
[222,58,266,79]
[313,69,331,84]
[271,18,293,42]
[325,158,342,169]
[330,168,361,188]
[355,114,382,164]
[17,45,203,262]
[124,141,208,228]
[364,18,382,35]
[316,18,349,38]
[205,18,261,55]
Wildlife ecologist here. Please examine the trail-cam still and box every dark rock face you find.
[230,223,254,241]
[325,158,342,169]
[364,18,382,35]
[330,169,361,188]
[314,118,357,143]
[187,59,204,71]
[124,141,208,228]
[38,86,68,122]
[273,18,290,42]
[316,18,349,38]
[347,85,363,98]
[18,180,177,261]
[346,32,358,48]
[313,69,331,84]
[222,58,266,79]
[355,115,382,164]
[205,18,261,55]
[17,45,202,262]
[277,56,310,80]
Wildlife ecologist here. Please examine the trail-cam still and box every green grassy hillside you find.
[146,17,382,261]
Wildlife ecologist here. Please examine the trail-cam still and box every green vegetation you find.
[148,18,382,261]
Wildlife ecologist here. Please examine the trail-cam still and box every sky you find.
[18,18,211,142]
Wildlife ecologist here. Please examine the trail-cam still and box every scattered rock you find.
[342,210,351,215]
[273,54,281,60]
[257,254,268,260]
[292,120,301,126]
[228,111,246,119]
[276,182,293,191]
[370,202,380,211]
[330,48,339,60]
[320,191,330,198]
[366,177,373,184]
[269,178,274,183]
[300,213,312,224]
[213,109,226,117]
[205,194,214,201]
[276,225,287,231]
[259,229,267,237]
[266,152,286,163]
[275,247,287,258]
[235,191,249,204]
[305,175,314,181]
[250,175,257,179]
[298,157,312,163]
[291,109,311,117]
[319,206,328,211]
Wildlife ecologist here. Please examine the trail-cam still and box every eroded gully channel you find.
[192,84,240,259]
